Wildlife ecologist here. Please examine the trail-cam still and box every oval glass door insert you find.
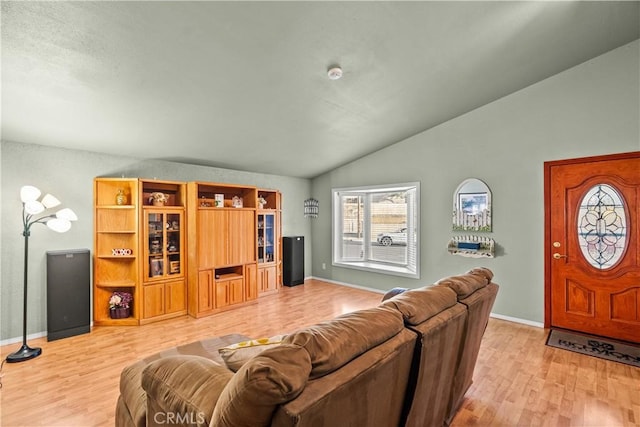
[577,184,627,269]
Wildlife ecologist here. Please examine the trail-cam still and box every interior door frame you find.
[543,151,640,328]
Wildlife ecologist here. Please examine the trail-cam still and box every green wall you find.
[0,144,311,341]
[310,40,640,325]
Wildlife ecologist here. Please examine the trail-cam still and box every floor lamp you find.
[6,185,77,363]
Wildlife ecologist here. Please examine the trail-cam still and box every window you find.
[332,182,419,278]
[577,183,627,270]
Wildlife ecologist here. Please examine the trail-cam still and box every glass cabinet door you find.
[146,211,182,279]
[166,213,181,275]
[258,213,275,264]
[148,213,165,278]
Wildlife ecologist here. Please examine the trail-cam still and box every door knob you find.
[553,253,568,259]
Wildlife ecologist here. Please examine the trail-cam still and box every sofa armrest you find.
[142,355,234,427]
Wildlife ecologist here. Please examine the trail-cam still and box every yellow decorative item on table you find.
[218,334,286,371]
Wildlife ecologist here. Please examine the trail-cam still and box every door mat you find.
[546,329,640,368]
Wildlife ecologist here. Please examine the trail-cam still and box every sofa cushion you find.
[142,355,233,426]
[382,285,458,325]
[119,360,149,427]
[218,334,286,372]
[115,395,138,427]
[211,343,312,427]
[273,328,416,427]
[117,334,247,427]
[283,305,404,379]
[435,267,493,299]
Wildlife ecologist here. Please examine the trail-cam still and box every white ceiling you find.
[2,1,638,178]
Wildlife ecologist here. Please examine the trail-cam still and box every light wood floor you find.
[1,279,638,426]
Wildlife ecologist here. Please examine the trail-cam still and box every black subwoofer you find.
[46,249,90,341]
[283,236,304,286]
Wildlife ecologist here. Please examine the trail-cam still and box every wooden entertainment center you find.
[93,178,282,325]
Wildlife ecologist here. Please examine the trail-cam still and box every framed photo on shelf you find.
[150,258,163,277]
[170,261,180,274]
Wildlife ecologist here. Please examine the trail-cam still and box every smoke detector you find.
[327,66,343,80]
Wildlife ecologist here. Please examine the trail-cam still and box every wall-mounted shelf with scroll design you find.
[304,198,319,218]
[447,236,495,258]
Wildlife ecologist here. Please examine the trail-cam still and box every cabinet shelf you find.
[102,317,139,326]
[98,255,136,259]
[96,205,136,209]
[197,207,256,212]
[216,273,243,281]
[141,180,186,209]
[447,236,495,258]
[96,280,136,288]
[195,183,257,209]
[148,252,180,258]
[142,205,184,211]
[94,177,141,325]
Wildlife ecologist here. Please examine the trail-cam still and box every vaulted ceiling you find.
[2,1,638,178]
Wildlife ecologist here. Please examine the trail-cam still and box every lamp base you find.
[6,344,42,363]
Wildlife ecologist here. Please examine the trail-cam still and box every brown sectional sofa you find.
[116,268,498,427]
[382,285,468,427]
[436,268,499,424]
[116,333,250,427]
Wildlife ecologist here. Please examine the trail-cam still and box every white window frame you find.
[332,182,420,279]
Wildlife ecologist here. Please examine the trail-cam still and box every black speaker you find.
[283,236,304,286]
[46,249,91,341]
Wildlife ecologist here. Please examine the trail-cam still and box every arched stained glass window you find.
[577,184,627,270]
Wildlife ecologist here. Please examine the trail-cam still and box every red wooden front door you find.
[545,152,640,344]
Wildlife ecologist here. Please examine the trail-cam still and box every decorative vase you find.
[110,307,131,319]
[116,189,127,205]
[152,200,165,207]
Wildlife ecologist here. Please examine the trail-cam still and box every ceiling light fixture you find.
[327,66,343,80]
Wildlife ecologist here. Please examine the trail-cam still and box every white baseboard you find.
[1,321,96,346]
[308,276,386,294]
[0,331,48,347]
[489,313,544,328]
[310,276,544,328]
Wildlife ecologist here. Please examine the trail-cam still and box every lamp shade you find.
[46,218,72,233]
[24,200,45,215]
[20,186,41,203]
[56,208,78,221]
[41,194,61,209]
